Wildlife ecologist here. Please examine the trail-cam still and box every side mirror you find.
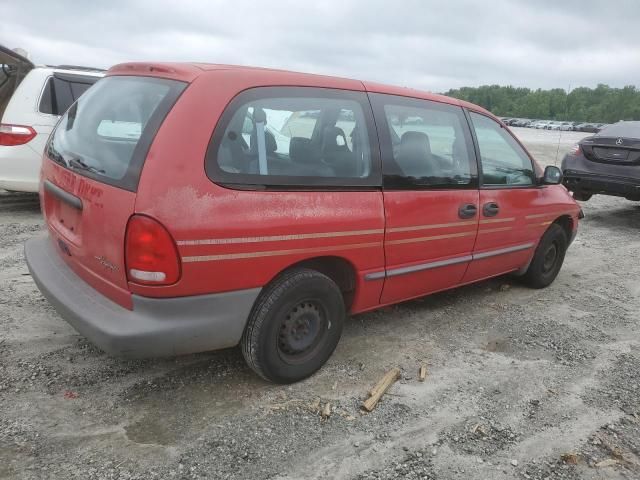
[542,165,563,185]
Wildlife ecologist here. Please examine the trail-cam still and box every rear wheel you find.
[241,268,345,383]
[522,224,568,289]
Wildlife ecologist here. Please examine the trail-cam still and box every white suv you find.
[0,46,103,192]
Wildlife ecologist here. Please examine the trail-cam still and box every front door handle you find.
[458,203,477,219]
[483,202,500,217]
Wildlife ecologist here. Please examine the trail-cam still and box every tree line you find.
[444,84,640,124]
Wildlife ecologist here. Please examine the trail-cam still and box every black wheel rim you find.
[542,242,558,273]
[277,300,327,364]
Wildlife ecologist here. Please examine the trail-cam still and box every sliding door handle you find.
[483,202,500,217]
[458,203,477,219]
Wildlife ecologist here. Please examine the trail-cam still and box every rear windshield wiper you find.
[47,147,67,167]
[68,157,105,175]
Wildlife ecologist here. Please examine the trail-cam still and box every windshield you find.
[47,76,186,191]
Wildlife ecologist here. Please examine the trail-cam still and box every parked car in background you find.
[559,122,574,131]
[576,123,600,133]
[512,118,531,127]
[0,45,103,192]
[25,62,580,383]
[533,120,550,129]
[562,121,640,202]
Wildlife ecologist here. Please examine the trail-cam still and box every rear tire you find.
[241,268,345,384]
[522,224,568,289]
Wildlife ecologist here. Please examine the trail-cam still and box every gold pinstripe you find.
[179,211,571,263]
[386,231,477,245]
[387,220,476,233]
[525,211,573,219]
[479,217,515,224]
[177,228,384,246]
[527,221,553,228]
[182,241,382,262]
[479,226,513,234]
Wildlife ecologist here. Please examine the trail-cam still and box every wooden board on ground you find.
[362,368,401,412]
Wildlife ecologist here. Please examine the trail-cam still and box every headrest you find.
[401,131,430,147]
[400,131,431,153]
[322,126,348,151]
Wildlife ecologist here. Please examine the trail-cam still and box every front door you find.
[463,111,542,282]
[368,93,480,305]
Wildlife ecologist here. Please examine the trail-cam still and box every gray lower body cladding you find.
[25,235,261,358]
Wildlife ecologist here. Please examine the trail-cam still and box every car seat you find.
[395,131,436,178]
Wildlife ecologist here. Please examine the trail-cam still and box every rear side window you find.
[206,87,380,188]
[47,76,186,191]
[469,112,535,186]
[369,93,477,189]
[39,73,99,115]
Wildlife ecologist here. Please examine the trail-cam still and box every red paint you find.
[381,190,479,304]
[40,63,580,315]
[42,161,135,309]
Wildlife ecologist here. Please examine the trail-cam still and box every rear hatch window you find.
[47,76,186,191]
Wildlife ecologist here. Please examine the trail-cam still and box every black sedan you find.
[561,121,640,201]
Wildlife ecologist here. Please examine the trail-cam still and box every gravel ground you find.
[1,128,639,480]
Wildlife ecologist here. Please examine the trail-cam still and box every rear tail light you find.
[569,144,581,155]
[0,124,37,146]
[125,215,181,286]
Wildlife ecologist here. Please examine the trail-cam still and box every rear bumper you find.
[25,235,261,357]
[563,170,640,199]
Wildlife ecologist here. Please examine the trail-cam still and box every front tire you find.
[241,268,345,383]
[522,224,568,289]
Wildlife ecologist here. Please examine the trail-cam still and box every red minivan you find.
[25,63,581,383]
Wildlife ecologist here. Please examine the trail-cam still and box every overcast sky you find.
[3,0,639,92]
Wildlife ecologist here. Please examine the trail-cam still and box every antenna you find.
[554,82,571,166]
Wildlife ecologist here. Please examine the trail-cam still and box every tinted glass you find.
[47,76,186,191]
[39,76,97,115]
[52,77,74,114]
[208,87,379,187]
[371,93,476,189]
[70,81,91,100]
[38,78,55,114]
[469,111,535,186]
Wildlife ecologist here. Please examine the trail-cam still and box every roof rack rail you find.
[46,64,106,73]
